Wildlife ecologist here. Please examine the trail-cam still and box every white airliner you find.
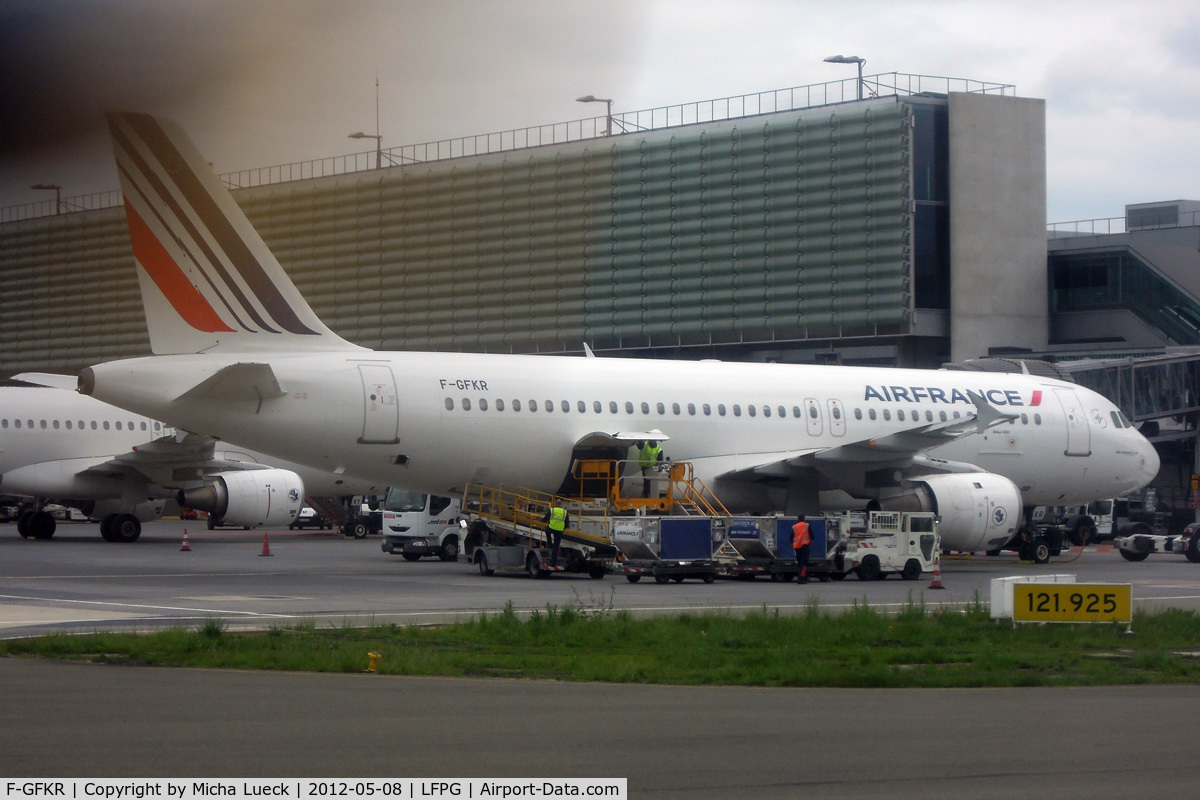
[78,112,1159,554]
[0,373,380,541]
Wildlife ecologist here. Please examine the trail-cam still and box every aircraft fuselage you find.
[81,350,1159,514]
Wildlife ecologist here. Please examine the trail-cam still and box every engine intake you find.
[879,472,1021,552]
[178,468,303,528]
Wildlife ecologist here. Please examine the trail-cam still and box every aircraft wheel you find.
[16,510,33,538]
[207,515,218,530]
[856,555,881,582]
[1031,538,1051,564]
[29,511,56,540]
[109,514,141,543]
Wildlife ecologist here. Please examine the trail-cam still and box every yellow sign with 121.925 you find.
[1012,583,1132,623]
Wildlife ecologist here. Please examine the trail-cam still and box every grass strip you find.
[4,600,1200,688]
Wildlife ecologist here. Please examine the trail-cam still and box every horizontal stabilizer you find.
[10,372,78,390]
[174,363,285,402]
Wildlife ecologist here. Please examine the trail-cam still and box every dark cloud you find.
[0,0,277,153]
[0,0,644,204]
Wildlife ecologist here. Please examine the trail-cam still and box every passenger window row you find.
[0,418,160,432]
[441,397,1046,427]
[851,407,1045,425]
[443,396,808,418]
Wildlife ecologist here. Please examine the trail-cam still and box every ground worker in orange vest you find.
[792,514,812,584]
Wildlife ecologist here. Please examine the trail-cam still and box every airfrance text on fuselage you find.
[864,386,1042,406]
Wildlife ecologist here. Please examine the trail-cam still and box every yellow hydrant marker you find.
[367,651,381,673]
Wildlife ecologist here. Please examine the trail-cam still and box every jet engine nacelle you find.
[879,472,1021,552]
[178,468,304,528]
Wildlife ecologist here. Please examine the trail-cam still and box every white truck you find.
[1034,495,1170,547]
[379,489,463,561]
[832,511,941,581]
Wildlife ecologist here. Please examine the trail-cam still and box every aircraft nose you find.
[1138,435,1161,484]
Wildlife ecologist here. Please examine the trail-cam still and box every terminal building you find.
[1,72,1197,522]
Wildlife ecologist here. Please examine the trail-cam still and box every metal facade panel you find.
[586,103,911,347]
[0,103,912,373]
[0,207,149,374]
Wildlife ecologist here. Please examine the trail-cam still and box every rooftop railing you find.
[1047,210,1200,238]
[3,72,1014,223]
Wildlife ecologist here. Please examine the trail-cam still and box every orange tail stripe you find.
[124,202,234,333]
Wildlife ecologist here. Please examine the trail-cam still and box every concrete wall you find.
[948,93,1047,361]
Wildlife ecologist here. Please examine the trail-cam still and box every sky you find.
[1,0,1197,222]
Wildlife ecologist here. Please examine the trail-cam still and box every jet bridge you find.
[1067,352,1200,426]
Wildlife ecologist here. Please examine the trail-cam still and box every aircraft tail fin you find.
[108,112,361,355]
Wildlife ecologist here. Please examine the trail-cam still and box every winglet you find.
[967,390,1020,433]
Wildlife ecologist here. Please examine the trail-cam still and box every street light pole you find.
[31,183,62,214]
[348,131,383,169]
[576,94,614,136]
[349,75,384,169]
[823,55,866,100]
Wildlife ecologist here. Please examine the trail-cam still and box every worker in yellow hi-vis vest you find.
[542,502,568,566]
[637,440,665,498]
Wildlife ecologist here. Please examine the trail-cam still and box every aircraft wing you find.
[76,432,271,488]
[719,391,1017,482]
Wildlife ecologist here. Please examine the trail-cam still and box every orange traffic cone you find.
[928,552,945,589]
[259,531,273,557]
[180,529,192,552]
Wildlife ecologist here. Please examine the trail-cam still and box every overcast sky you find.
[1,0,1197,221]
